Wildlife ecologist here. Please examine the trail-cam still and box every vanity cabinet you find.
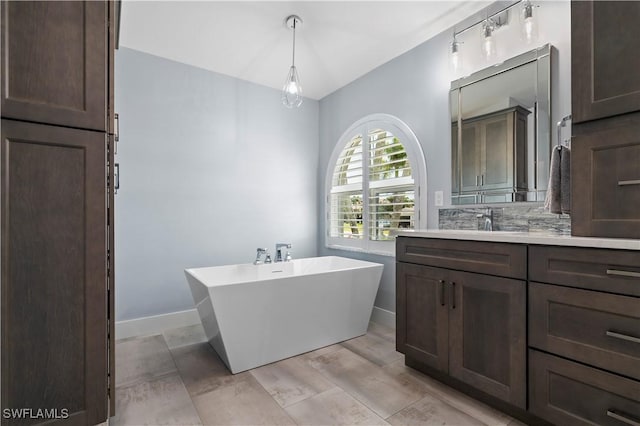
[528,245,640,425]
[571,0,640,238]
[453,106,529,204]
[396,237,527,408]
[398,235,640,425]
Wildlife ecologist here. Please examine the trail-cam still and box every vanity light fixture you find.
[520,0,539,44]
[449,1,541,70]
[282,15,303,108]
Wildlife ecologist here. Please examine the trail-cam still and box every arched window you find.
[326,114,426,255]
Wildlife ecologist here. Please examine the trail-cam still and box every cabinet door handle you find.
[450,282,456,309]
[606,269,640,279]
[439,280,445,306]
[606,410,640,426]
[114,112,120,142]
[481,174,484,185]
[606,331,640,344]
[618,179,640,186]
[475,175,479,186]
[114,163,120,194]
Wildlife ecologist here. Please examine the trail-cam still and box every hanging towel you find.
[544,146,562,214]
[560,146,571,214]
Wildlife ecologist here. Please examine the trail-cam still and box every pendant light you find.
[282,15,303,108]
[520,0,538,44]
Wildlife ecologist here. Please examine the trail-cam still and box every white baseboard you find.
[370,306,396,329]
[115,309,200,340]
[116,305,395,341]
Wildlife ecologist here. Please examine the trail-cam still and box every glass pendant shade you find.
[450,40,463,75]
[282,65,303,108]
[481,21,496,61]
[520,1,538,44]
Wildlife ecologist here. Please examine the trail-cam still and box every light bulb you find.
[282,65,303,108]
[481,22,496,61]
[520,1,538,44]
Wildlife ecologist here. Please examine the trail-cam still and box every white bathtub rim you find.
[185,255,383,288]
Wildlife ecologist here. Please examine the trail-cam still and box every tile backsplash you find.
[439,203,571,234]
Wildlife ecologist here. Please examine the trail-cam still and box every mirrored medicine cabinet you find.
[450,44,552,205]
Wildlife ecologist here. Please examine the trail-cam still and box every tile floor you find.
[113,322,526,425]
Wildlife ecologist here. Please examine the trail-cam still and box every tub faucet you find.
[254,248,268,265]
[476,208,493,231]
[275,243,292,262]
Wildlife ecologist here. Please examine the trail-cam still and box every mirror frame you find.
[450,43,552,205]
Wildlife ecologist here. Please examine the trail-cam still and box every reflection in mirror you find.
[451,44,552,205]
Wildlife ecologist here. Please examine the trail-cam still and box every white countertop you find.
[397,230,640,251]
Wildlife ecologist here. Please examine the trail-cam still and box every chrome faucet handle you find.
[275,243,292,262]
[284,251,292,262]
[254,248,267,265]
[264,251,272,264]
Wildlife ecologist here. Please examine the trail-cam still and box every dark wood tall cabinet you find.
[1,1,117,424]
[571,0,640,238]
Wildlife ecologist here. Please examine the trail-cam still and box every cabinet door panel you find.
[460,123,481,192]
[482,114,512,190]
[396,263,448,372]
[449,270,526,408]
[0,1,107,131]
[572,1,640,123]
[451,123,459,195]
[0,119,107,425]
[572,114,640,238]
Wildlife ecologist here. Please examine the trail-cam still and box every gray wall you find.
[318,1,571,313]
[115,48,319,321]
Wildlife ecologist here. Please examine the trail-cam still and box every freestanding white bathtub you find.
[185,256,383,373]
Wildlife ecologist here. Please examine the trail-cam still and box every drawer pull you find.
[606,269,640,278]
[439,280,446,307]
[618,179,640,186]
[606,331,640,344]
[607,410,640,426]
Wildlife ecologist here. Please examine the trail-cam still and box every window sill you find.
[325,243,396,258]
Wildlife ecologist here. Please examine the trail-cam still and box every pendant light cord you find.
[291,18,296,67]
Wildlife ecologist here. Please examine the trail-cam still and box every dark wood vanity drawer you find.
[529,282,640,380]
[396,237,526,279]
[529,245,640,296]
[529,350,640,426]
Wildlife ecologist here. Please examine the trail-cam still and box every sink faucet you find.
[275,243,292,262]
[476,208,493,231]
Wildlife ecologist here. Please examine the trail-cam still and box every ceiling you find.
[120,1,490,100]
